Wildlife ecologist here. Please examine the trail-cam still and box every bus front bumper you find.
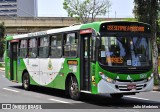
[97,78,153,94]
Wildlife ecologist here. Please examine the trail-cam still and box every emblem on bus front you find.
[140,74,147,79]
[127,75,132,80]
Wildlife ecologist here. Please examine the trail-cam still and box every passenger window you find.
[63,33,78,57]
[50,34,62,58]
[39,37,49,58]
[19,40,27,58]
[28,38,37,58]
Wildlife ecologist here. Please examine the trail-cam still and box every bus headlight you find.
[148,73,153,81]
[99,72,115,83]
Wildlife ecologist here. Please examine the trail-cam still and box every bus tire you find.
[110,94,123,99]
[22,72,30,91]
[69,76,80,100]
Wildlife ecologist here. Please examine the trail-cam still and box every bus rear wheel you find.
[69,76,80,100]
[110,94,123,99]
[22,72,30,90]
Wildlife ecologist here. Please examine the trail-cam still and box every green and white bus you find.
[4,21,153,100]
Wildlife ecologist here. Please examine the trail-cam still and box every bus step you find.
[11,80,18,83]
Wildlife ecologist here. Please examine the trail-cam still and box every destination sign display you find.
[107,25,145,32]
[100,22,151,33]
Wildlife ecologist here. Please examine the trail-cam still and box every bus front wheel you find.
[69,76,80,100]
[22,72,30,90]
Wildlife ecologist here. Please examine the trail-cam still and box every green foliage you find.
[123,18,137,22]
[154,77,160,85]
[63,0,111,23]
[133,0,151,23]
[0,22,5,38]
[0,22,5,58]
[0,63,4,67]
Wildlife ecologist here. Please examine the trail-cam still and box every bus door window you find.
[81,35,91,91]
[12,43,18,59]
[84,37,91,58]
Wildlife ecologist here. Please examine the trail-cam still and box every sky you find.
[37,0,134,18]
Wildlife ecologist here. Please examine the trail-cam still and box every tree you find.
[133,0,160,84]
[63,0,111,23]
[0,22,5,58]
[157,19,160,54]
[157,4,160,54]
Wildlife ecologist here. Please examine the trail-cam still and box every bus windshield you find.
[99,36,152,67]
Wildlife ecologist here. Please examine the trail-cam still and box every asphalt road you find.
[0,71,160,112]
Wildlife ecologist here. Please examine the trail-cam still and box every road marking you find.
[3,88,19,93]
[124,96,150,101]
[49,98,70,103]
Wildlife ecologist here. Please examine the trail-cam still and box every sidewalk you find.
[153,85,160,91]
[0,67,5,71]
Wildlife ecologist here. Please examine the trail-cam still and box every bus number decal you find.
[106,57,123,64]
[67,60,78,65]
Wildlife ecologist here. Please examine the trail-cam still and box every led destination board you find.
[107,25,145,32]
[100,22,151,33]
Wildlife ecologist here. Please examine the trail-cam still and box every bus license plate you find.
[127,84,136,89]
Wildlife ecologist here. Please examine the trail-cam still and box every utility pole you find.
[115,11,116,18]
[108,6,109,18]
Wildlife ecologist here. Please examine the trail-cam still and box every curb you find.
[153,85,160,91]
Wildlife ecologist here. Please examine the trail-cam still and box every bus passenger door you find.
[10,41,18,81]
[80,33,91,91]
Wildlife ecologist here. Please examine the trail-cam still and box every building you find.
[17,0,37,17]
[0,0,37,17]
[0,0,17,17]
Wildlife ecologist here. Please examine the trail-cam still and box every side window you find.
[28,38,37,58]
[6,41,10,57]
[39,36,49,58]
[63,33,78,57]
[50,34,62,57]
[19,40,27,58]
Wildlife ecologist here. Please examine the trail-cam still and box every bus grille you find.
[115,84,146,91]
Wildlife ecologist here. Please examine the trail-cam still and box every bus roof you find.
[5,21,150,41]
